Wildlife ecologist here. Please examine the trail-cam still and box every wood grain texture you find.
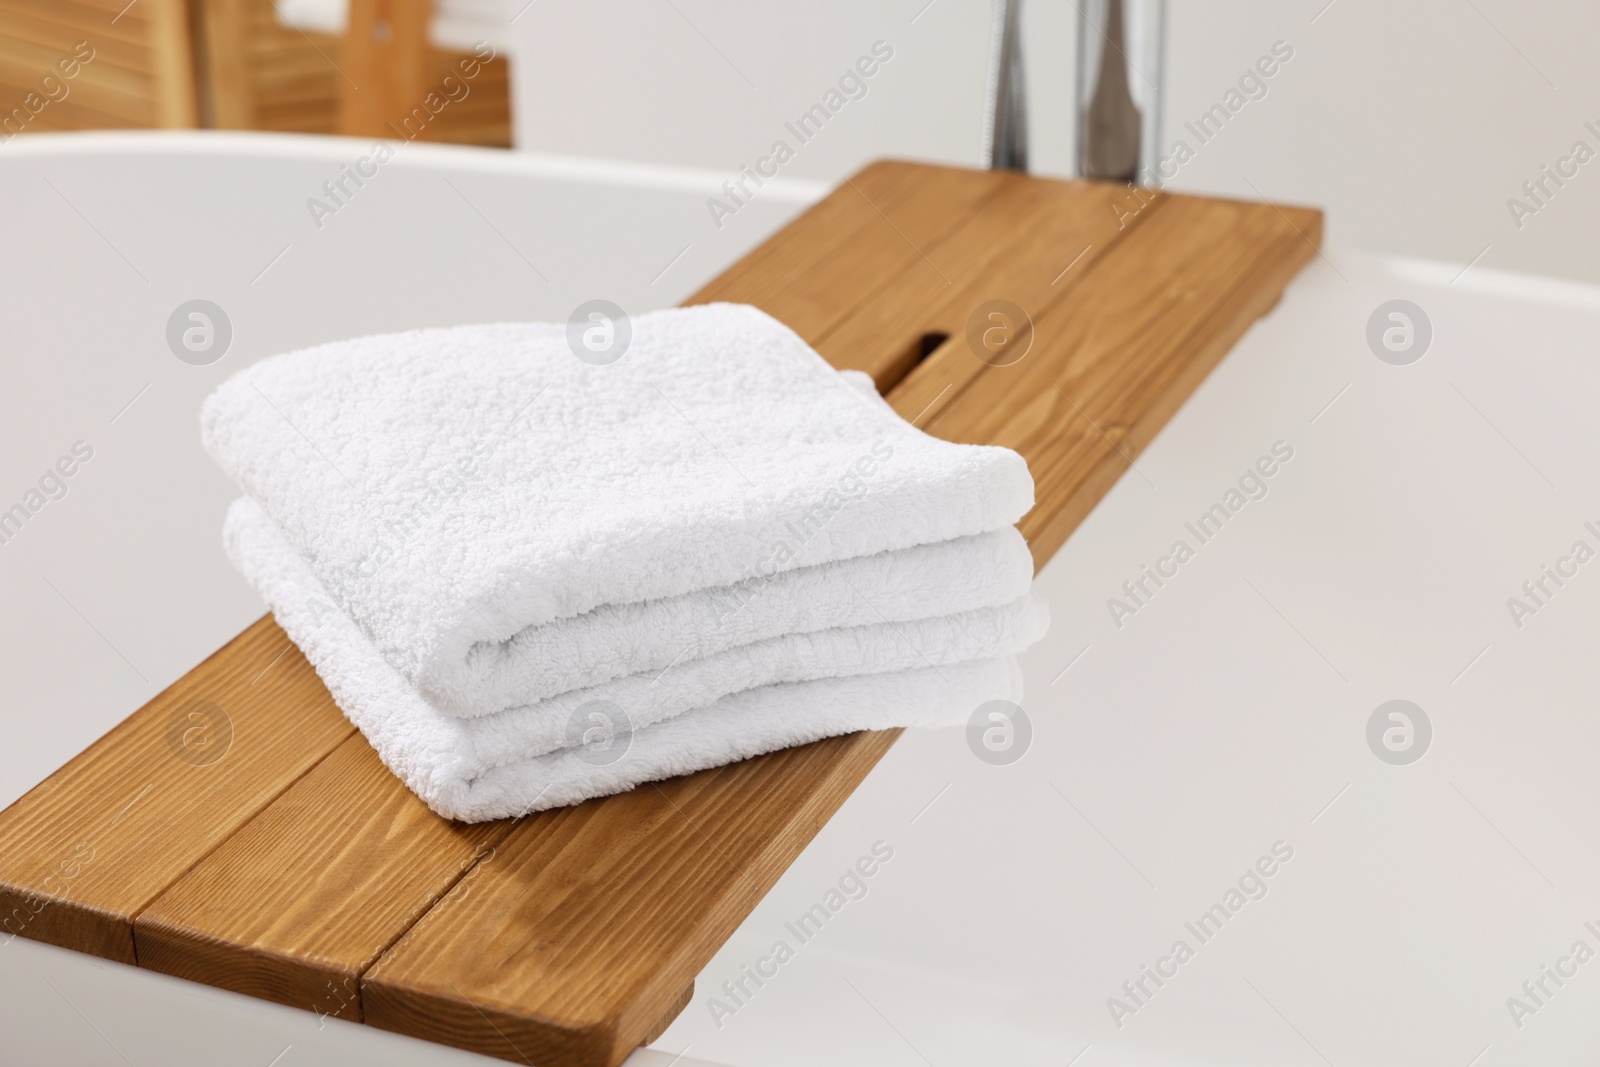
[134,732,511,1022]
[818,178,1163,425]
[144,0,197,127]
[0,162,1320,1066]
[918,192,1322,567]
[196,0,254,129]
[0,617,353,962]
[0,0,194,133]
[338,0,433,138]
[0,0,512,145]
[687,161,1017,377]
[363,729,903,1067]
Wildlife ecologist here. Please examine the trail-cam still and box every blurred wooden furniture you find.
[0,0,510,145]
[0,0,197,132]
[337,0,431,136]
[0,161,1320,1067]
[197,0,510,144]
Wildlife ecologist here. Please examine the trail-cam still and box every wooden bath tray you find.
[0,161,1320,1066]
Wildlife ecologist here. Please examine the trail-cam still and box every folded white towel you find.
[225,494,1034,715]
[227,496,1045,820]
[201,304,1034,718]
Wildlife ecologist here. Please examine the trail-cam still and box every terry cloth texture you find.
[201,304,1034,717]
[226,497,1044,820]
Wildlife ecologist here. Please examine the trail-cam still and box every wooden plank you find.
[362,729,903,1067]
[196,0,512,144]
[918,192,1322,567]
[819,180,1165,423]
[0,0,199,132]
[134,733,512,1021]
[0,0,511,144]
[0,34,159,94]
[145,0,198,127]
[197,0,257,128]
[0,12,154,69]
[338,0,433,137]
[0,617,353,962]
[0,0,141,18]
[0,13,158,107]
[687,161,1018,371]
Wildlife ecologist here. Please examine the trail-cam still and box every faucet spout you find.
[986,0,1028,171]
[1083,0,1143,181]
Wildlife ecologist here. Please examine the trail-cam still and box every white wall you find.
[509,1,995,177]
[1160,0,1600,285]
[509,0,1600,285]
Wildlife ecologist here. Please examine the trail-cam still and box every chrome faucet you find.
[986,0,1028,171]
[986,0,1166,183]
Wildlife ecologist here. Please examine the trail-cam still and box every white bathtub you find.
[0,129,827,1067]
[13,131,1600,1067]
[0,129,821,801]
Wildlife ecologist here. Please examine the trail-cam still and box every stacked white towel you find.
[202,303,1047,821]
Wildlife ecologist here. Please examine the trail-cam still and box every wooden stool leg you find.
[149,0,201,127]
[196,0,254,129]
[339,0,433,138]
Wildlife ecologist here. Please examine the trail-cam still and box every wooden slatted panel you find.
[361,731,904,1067]
[812,177,1152,395]
[0,617,353,962]
[687,161,1017,358]
[0,0,511,143]
[134,733,513,1022]
[916,193,1322,567]
[0,162,1321,1067]
[196,0,512,145]
[338,0,432,138]
[0,0,195,133]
